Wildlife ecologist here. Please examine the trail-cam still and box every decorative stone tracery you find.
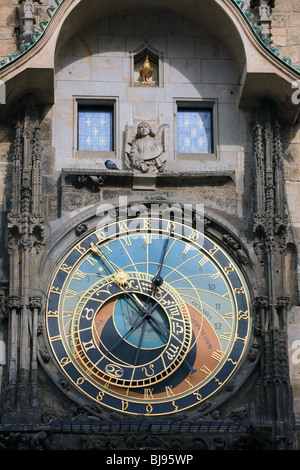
[5,95,44,424]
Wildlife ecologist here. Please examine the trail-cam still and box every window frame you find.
[74,97,118,159]
[175,99,218,161]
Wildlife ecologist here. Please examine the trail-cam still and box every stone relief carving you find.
[125,121,169,174]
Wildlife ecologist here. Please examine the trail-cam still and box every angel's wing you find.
[125,125,137,155]
[155,124,169,152]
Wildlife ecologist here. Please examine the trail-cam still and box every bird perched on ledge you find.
[139,55,154,85]
[105,159,119,170]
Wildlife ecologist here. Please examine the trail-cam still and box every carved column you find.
[5,95,44,424]
[252,100,294,449]
[29,296,43,410]
[5,296,22,410]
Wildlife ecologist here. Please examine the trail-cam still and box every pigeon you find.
[105,160,119,170]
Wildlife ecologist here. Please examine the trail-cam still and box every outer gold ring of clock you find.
[70,272,193,388]
[45,216,252,416]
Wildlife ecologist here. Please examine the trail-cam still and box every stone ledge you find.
[61,168,236,191]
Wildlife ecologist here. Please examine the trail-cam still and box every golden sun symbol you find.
[113,270,130,286]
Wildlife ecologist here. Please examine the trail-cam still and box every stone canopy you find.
[0,0,299,124]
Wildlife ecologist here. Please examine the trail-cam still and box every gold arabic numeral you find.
[224,264,234,275]
[60,356,71,367]
[214,376,223,386]
[172,401,179,412]
[95,229,106,243]
[234,286,245,295]
[76,377,85,386]
[209,246,219,256]
[46,310,58,318]
[188,230,199,242]
[193,390,203,401]
[96,391,105,402]
[50,334,61,343]
[118,221,131,246]
[122,400,129,411]
[236,335,247,343]
[50,286,61,294]
[60,263,72,274]
[75,244,87,255]
[238,310,249,321]
[144,218,151,230]
[145,404,153,415]
[118,220,128,233]
[227,357,238,365]
[166,221,175,232]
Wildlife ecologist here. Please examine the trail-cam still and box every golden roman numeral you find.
[144,388,154,400]
[198,256,208,267]
[200,365,211,376]
[211,349,224,362]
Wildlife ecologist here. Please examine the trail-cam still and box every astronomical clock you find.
[45,216,252,418]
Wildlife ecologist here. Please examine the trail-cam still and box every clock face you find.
[45,217,252,416]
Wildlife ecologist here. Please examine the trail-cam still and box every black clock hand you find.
[90,242,120,273]
[104,309,149,359]
[90,242,195,372]
[144,307,197,375]
[133,316,148,367]
[91,243,155,317]
[152,226,173,289]
[91,242,148,312]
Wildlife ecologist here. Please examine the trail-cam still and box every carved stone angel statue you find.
[125,121,169,173]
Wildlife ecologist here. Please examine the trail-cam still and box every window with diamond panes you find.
[177,108,213,154]
[78,105,114,152]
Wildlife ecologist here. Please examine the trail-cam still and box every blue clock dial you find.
[45,217,252,416]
